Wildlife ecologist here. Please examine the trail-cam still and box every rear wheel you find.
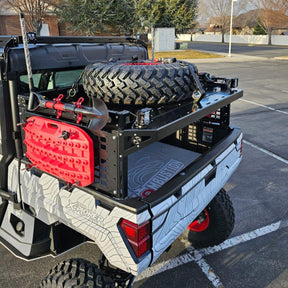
[183,188,235,248]
[39,258,115,288]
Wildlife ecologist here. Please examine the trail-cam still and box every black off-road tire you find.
[183,188,235,248]
[82,61,201,106]
[39,258,115,288]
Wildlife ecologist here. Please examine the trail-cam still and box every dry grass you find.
[148,49,224,60]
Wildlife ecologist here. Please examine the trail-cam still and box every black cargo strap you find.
[180,61,206,98]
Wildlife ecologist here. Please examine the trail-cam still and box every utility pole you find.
[228,0,237,57]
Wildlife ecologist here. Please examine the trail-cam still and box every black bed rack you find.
[91,88,243,199]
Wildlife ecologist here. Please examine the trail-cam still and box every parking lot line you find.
[136,221,287,287]
[239,99,288,115]
[243,140,288,165]
[136,247,224,288]
[190,248,224,288]
[136,137,288,287]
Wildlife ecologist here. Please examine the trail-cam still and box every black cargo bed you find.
[127,142,201,198]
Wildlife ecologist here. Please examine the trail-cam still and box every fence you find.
[188,34,288,46]
[149,33,288,46]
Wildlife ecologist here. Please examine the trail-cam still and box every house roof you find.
[234,9,288,29]
[206,9,288,31]
[233,9,259,28]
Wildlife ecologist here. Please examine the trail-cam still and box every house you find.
[205,9,288,35]
[233,10,258,35]
[204,16,230,35]
[0,6,61,36]
[234,9,288,35]
[0,6,113,36]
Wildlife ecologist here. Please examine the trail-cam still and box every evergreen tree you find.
[137,0,173,29]
[110,0,139,35]
[170,0,198,33]
[57,0,137,35]
[57,0,199,35]
[137,0,198,33]
[253,19,266,35]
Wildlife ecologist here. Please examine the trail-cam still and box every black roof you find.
[0,35,148,74]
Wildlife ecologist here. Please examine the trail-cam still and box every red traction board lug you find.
[23,116,95,187]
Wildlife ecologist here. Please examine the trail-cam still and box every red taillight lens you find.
[120,219,151,258]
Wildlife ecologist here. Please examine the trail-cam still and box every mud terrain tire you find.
[182,188,235,248]
[82,61,201,106]
[39,258,115,288]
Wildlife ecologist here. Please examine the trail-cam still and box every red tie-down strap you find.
[23,116,95,187]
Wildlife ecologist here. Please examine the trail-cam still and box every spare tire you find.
[82,61,203,106]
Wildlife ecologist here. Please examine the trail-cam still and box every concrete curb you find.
[179,50,270,63]
[274,56,288,60]
[182,54,269,63]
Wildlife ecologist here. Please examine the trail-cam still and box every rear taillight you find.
[120,219,151,258]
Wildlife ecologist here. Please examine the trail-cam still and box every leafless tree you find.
[198,0,210,25]
[255,0,288,44]
[205,0,250,42]
[1,0,57,35]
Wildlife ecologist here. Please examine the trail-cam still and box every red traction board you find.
[23,116,94,187]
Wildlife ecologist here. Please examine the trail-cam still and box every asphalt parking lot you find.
[188,41,288,58]
[134,58,288,287]
[0,49,288,288]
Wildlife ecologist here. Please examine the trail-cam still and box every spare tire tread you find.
[83,61,201,106]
